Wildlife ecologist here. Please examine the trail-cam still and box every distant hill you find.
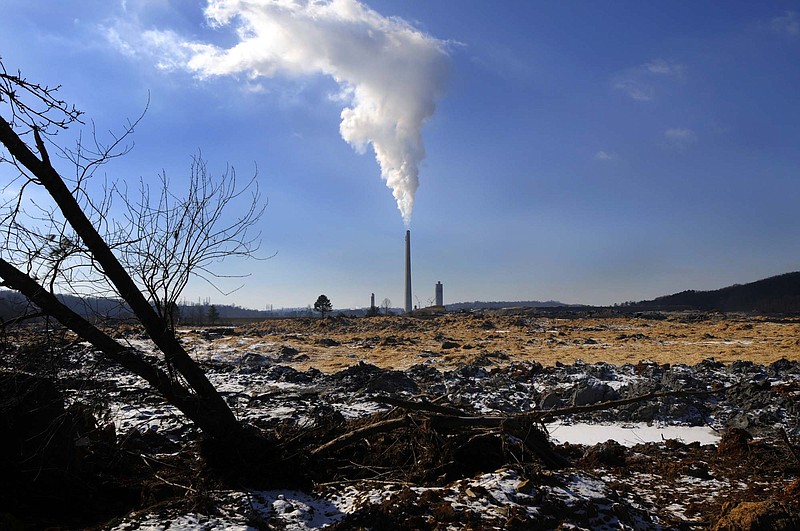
[0,289,279,323]
[446,300,570,311]
[5,271,799,322]
[628,272,800,314]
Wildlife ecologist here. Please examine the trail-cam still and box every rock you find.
[330,362,418,394]
[237,352,269,373]
[572,383,620,406]
[539,393,565,410]
[279,345,300,358]
[264,365,318,383]
[579,440,626,467]
[317,338,340,347]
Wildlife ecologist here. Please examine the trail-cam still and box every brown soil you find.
[206,311,800,372]
[4,310,799,529]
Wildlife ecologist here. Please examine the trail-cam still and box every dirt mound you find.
[711,500,800,530]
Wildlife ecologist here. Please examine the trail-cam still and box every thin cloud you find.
[644,59,685,77]
[663,128,698,150]
[613,78,654,101]
[595,151,619,161]
[103,26,138,58]
[613,58,685,101]
[771,11,799,37]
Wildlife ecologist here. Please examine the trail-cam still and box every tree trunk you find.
[0,258,240,439]
[0,116,240,440]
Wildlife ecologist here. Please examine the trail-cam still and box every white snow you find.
[546,421,720,446]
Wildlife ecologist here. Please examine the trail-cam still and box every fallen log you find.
[376,384,736,426]
[375,395,474,417]
[535,385,735,421]
[309,384,739,472]
[311,416,411,456]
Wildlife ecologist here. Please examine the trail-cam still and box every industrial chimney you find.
[435,281,443,307]
[405,230,412,313]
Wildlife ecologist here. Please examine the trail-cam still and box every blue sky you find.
[2,1,799,310]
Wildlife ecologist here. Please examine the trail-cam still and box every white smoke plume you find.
[180,0,450,226]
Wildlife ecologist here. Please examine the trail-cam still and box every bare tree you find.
[119,156,264,331]
[0,59,259,441]
[382,297,392,315]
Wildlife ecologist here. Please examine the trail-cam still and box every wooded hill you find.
[3,272,799,320]
[628,272,800,314]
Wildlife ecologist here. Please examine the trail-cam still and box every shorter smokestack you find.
[405,230,412,313]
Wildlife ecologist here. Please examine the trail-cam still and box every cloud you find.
[613,78,654,101]
[595,151,618,161]
[103,26,138,58]
[771,11,800,37]
[663,128,697,150]
[613,58,685,101]
[109,0,450,226]
[644,59,685,77]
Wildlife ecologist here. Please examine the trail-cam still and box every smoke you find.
[180,0,450,226]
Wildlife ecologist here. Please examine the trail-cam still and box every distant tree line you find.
[446,300,569,311]
[626,272,800,314]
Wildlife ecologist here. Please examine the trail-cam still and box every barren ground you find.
[4,309,800,530]
[213,310,800,371]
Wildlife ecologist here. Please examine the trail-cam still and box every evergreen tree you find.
[313,294,332,318]
[207,304,220,324]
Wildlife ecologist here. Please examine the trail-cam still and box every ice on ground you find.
[546,421,720,446]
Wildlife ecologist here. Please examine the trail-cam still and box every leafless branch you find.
[118,153,267,328]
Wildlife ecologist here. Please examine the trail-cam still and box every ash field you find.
[3,310,800,530]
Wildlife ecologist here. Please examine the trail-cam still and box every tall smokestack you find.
[405,230,412,313]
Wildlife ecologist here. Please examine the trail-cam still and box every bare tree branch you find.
[0,58,253,441]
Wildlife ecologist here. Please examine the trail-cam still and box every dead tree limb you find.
[779,427,800,464]
[311,417,411,456]
[310,385,738,466]
[535,385,734,421]
[0,258,209,425]
[1,58,270,441]
[372,385,734,430]
[375,395,474,417]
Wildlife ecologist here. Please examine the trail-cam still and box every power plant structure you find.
[404,230,412,313]
[435,281,443,307]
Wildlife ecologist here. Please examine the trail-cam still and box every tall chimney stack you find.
[405,230,412,313]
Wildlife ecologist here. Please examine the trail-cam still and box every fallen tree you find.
[309,385,737,479]
[0,59,258,442]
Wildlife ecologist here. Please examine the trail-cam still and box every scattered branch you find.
[311,417,411,456]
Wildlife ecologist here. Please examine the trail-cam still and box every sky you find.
[1,1,799,311]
